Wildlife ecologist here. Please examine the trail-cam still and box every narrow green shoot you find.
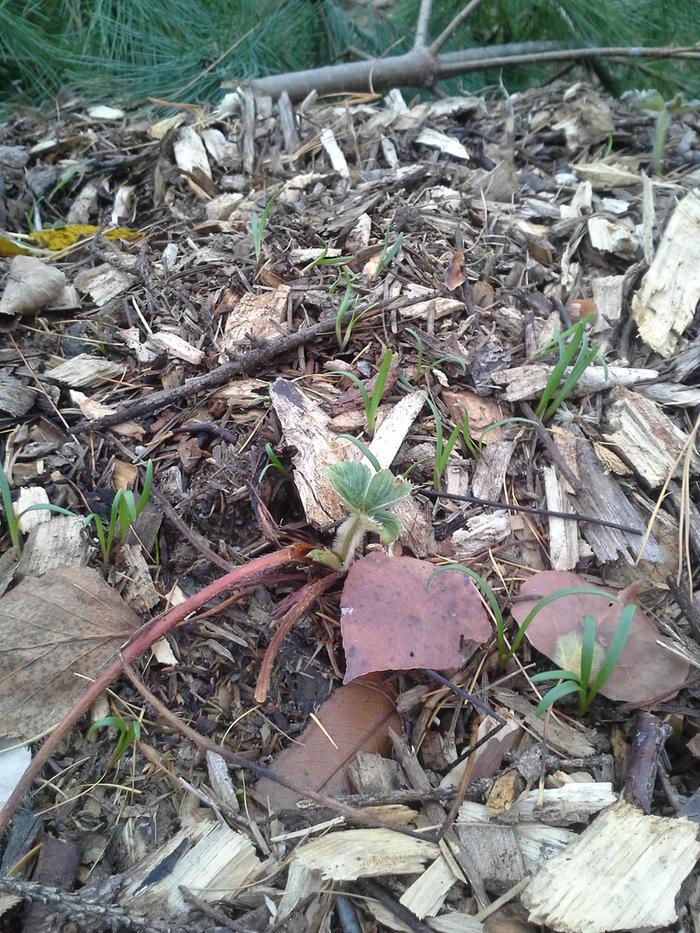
[531,603,635,716]
[0,462,21,552]
[533,317,603,421]
[0,461,77,553]
[328,349,393,437]
[376,229,403,275]
[85,460,154,567]
[477,417,538,445]
[427,397,477,491]
[334,270,362,351]
[338,434,382,473]
[406,327,467,381]
[251,192,277,262]
[88,714,142,768]
[432,564,508,664]
[508,586,619,662]
[308,461,410,570]
[259,443,292,483]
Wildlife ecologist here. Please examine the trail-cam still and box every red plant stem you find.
[254,572,342,703]
[0,543,311,838]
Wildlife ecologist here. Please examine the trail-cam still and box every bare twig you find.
[254,571,342,702]
[429,0,487,55]
[151,486,233,572]
[420,489,645,535]
[242,42,700,101]
[68,290,441,435]
[413,0,433,50]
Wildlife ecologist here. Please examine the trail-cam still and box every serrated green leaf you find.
[367,509,402,544]
[327,462,372,511]
[363,469,411,513]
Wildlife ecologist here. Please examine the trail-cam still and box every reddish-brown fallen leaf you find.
[253,677,400,811]
[340,553,490,682]
[511,571,689,703]
[0,566,139,738]
[446,249,466,291]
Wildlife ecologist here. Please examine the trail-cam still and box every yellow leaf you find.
[0,236,31,257]
[28,225,143,251]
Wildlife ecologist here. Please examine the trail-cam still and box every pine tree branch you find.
[413,0,433,50]
[429,0,488,55]
[237,42,700,102]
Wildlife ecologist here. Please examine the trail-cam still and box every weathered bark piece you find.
[587,216,638,256]
[117,820,262,914]
[494,782,616,826]
[458,802,577,875]
[623,712,672,814]
[591,274,624,325]
[450,511,512,562]
[45,353,123,388]
[147,331,205,365]
[603,386,700,487]
[0,373,37,417]
[456,823,526,894]
[74,262,136,306]
[632,192,700,356]
[522,800,700,933]
[492,364,657,403]
[16,516,91,579]
[471,441,515,500]
[14,487,51,534]
[348,751,403,796]
[368,389,427,470]
[543,465,578,570]
[270,378,355,524]
[493,689,596,758]
[399,855,460,918]
[567,432,664,564]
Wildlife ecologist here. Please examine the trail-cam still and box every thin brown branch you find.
[429,0,487,55]
[0,544,311,838]
[254,572,342,702]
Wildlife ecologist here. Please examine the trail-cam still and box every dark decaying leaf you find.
[252,676,400,811]
[340,553,490,683]
[511,571,689,703]
[0,566,139,738]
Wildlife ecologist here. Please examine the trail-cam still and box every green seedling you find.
[627,90,700,175]
[477,417,539,445]
[376,229,404,275]
[508,586,620,663]
[88,714,142,768]
[85,460,154,567]
[329,348,393,437]
[406,327,467,382]
[308,461,410,571]
[427,397,479,491]
[432,564,508,664]
[251,192,277,262]
[334,270,364,351]
[531,603,636,716]
[259,443,292,482]
[338,434,382,472]
[0,462,78,553]
[532,316,603,421]
[303,239,352,271]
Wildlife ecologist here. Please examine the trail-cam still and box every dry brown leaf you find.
[511,571,689,703]
[0,256,66,318]
[253,676,400,811]
[446,249,466,291]
[341,553,490,682]
[443,389,504,443]
[0,566,139,738]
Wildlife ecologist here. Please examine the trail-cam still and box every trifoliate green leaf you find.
[366,509,402,545]
[327,462,372,512]
[362,469,411,513]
